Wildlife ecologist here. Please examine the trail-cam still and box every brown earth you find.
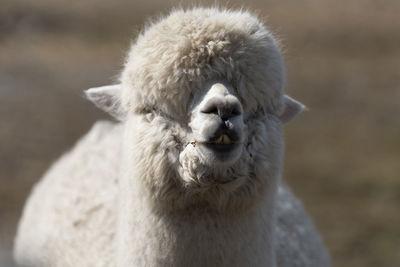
[1,0,399,266]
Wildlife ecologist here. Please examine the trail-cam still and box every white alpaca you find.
[14,8,330,267]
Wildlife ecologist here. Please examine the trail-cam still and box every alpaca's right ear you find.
[85,84,126,121]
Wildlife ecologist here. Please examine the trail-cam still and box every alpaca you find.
[14,8,330,267]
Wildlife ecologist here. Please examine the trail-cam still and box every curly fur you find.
[14,7,330,267]
[121,8,285,120]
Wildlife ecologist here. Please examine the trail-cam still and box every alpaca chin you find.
[178,142,247,189]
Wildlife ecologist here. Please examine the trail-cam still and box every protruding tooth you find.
[222,134,232,144]
[214,134,232,144]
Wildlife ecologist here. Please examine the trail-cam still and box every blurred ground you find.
[1,0,399,266]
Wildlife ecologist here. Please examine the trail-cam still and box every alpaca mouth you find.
[211,134,234,145]
[190,134,239,153]
[203,133,240,153]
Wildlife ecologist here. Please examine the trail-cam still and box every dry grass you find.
[1,0,399,266]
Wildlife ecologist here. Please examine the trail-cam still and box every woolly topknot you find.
[120,8,285,121]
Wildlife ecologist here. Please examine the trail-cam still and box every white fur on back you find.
[14,121,121,267]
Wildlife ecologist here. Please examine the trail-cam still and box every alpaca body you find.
[15,7,331,267]
[15,121,329,267]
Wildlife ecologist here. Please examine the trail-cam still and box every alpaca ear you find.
[278,95,306,124]
[85,84,126,121]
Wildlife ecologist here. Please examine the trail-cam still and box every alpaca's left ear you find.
[278,95,306,124]
[85,84,126,121]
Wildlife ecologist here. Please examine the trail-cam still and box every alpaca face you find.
[188,82,244,167]
[85,83,303,204]
[84,8,306,209]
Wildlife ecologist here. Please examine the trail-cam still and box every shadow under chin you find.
[197,143,243,165]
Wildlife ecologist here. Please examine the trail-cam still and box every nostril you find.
[201,105,219,115]
[200,98,220,115]
[231,107,242,116]
[221,106,242,120]
[221,111,240,122]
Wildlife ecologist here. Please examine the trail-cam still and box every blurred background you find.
[1,0,399,266]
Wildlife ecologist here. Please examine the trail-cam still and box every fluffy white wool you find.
[121,8,285,120]
[14,7,330,267]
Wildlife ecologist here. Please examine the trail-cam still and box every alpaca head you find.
[85,8,304,211]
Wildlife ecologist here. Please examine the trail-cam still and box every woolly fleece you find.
[14,7,330,267]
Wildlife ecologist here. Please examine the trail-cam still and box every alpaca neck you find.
[117,119,278,266]
[117,174,277,267]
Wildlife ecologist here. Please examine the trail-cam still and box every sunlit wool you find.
[15,7,330,267]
